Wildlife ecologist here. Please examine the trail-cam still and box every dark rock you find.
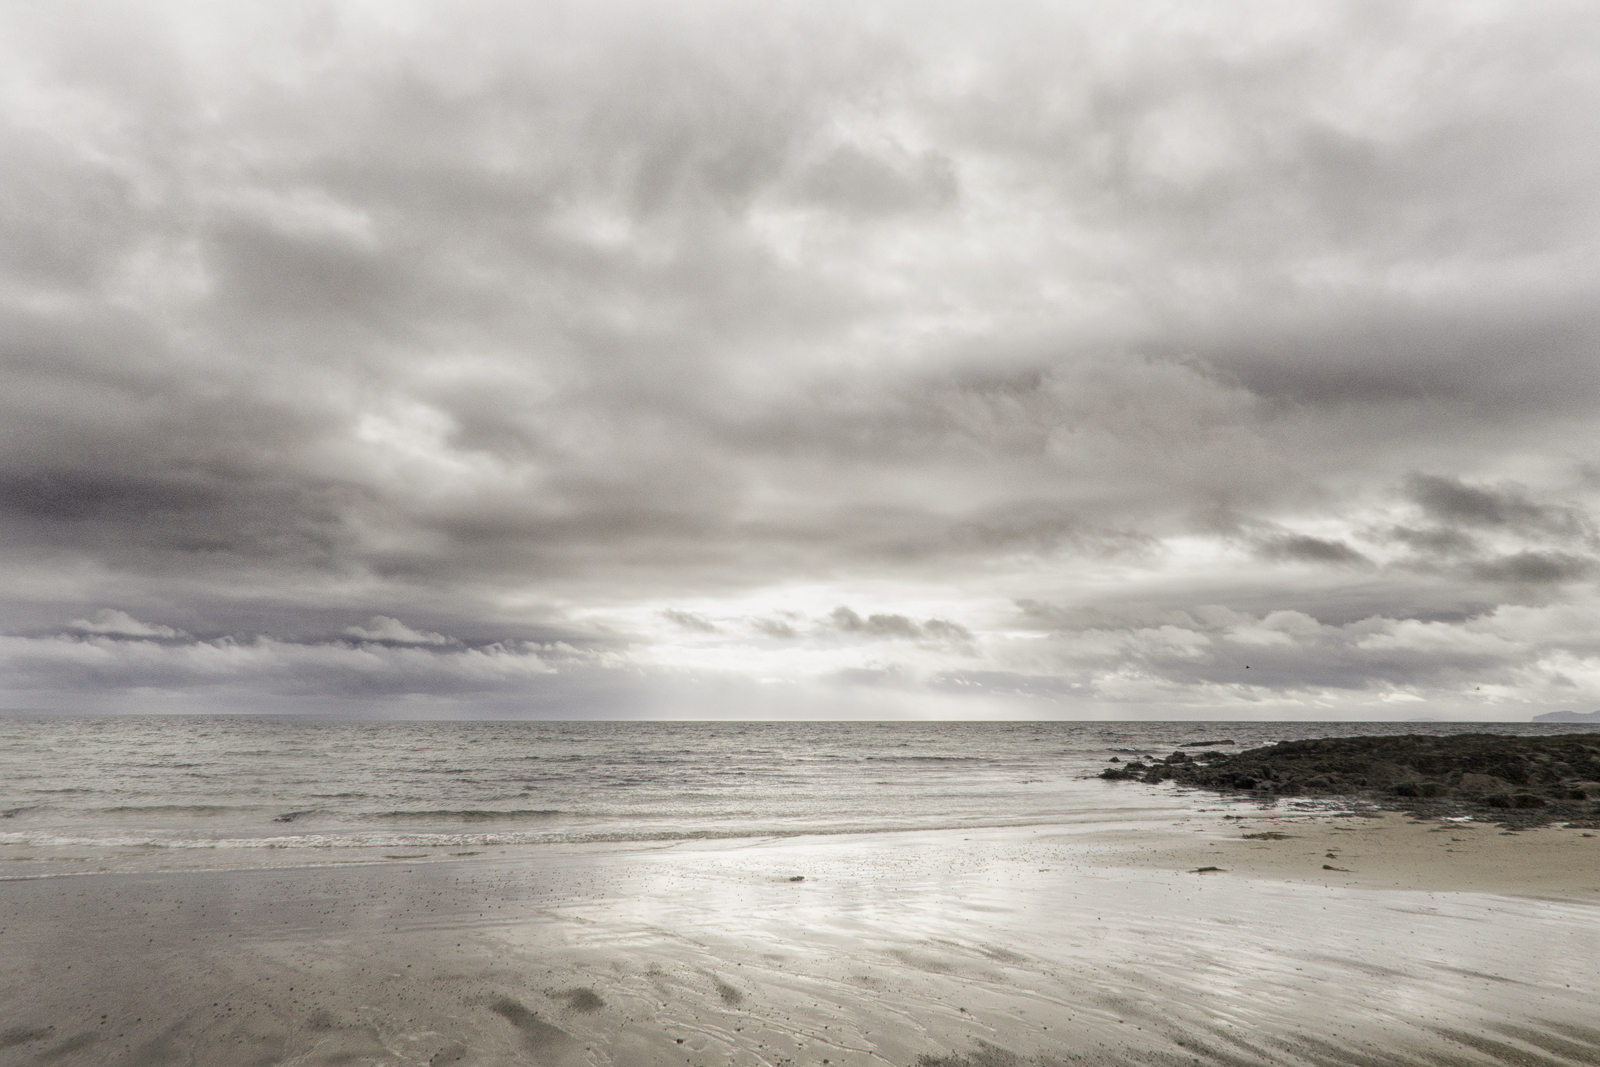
[1094,731,1600,827]
[1457,772,1508,796]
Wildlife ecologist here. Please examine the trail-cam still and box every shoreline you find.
[8,800,1600,899]
[2,816,1598,1066]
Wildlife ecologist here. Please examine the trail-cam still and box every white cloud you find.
[343,616,455,645]
[67,609,185,639]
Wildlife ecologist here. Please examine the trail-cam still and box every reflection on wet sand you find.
[2,819,1598,1066]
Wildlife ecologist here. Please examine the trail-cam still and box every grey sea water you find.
[2,717,1590,870]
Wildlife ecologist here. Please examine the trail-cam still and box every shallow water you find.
[2,718,1592,874]
[2,825,1596,1067]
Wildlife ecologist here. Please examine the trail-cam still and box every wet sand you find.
[1102,810,1600,900]
[3,815,1600,1066]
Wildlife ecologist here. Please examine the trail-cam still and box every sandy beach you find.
[1098,810,1600,901]
[4,809,1599,1067]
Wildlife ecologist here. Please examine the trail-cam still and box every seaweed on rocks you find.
[1097,733,1600,828]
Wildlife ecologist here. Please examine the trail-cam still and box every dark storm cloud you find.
[1407,474,1593,538]
[1,0,1598,714]
[1255,535,1370,567]
[1470,552,1595,586]
[1378,474,1600,595]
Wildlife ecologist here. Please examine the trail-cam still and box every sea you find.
[3,717,1594,876]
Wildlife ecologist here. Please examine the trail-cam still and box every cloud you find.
[985,600,1600,711]
[1470,551,1595,585]
[0,625,586,706]
[343,616,456,645]
[1374,474,1600,589]
[6,591,1600,720]
[0,0,1599,717]
[751,617,800,639]
[661,609,719,633]
[1388,526,1478,556]
[66,609,185,640]
[1256,535,1370,567]
[1406,474,1591,538]
[829,607,973,643]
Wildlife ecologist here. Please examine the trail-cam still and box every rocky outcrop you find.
[1099,733,1600,827]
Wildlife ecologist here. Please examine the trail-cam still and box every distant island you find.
[1534,710,1600,722]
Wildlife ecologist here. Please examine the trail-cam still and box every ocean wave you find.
[96,805,251,816]
[862,755,985,763]
[364,809,563,822]
[0,815,1078,854]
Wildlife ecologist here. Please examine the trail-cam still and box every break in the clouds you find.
[2,0,1599,719]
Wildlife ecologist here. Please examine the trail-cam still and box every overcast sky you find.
[2,0,1599,719]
